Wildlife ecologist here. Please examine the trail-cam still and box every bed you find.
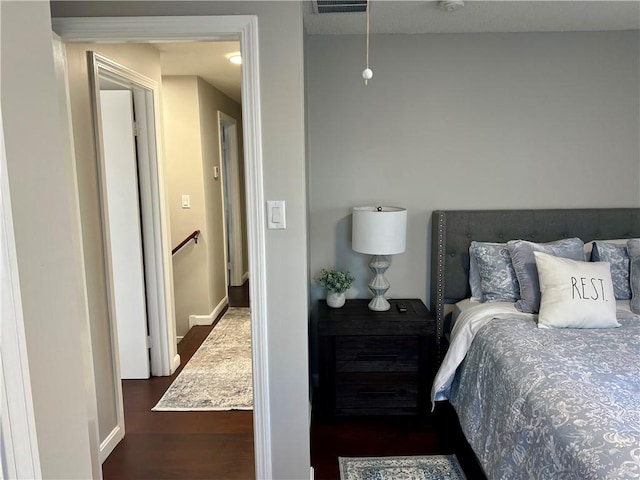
[428,208,640,479]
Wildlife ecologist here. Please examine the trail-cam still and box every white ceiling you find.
[154,2,639,105]
[154,41,242,103]
[304,1,640,35]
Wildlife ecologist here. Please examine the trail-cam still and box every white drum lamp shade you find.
[352,206,407,311]
[352,206,407,255]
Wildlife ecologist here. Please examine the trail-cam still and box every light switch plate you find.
[181,194,190,209]
[267,200,286,229]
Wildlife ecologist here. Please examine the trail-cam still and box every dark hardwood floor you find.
[102,282,254,480]
[310,402,486,480]
[104,281,484,479]
[229,282,250,308]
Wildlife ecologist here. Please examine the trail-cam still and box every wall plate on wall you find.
[267,200,286,229]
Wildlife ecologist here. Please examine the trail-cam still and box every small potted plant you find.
[316,268,355,308]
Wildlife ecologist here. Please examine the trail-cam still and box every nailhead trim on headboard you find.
[435,211,446,362]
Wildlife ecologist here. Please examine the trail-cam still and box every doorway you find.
[91,45,252,463]
[53,15,272,478]
[218,111,245,289]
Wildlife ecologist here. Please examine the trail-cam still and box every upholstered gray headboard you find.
[430,208,640,360]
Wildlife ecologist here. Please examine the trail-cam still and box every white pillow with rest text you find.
[534,251,619,329]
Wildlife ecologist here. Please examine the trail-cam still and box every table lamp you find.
[352,206,407,311]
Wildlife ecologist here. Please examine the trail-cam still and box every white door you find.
[100,90,150,379]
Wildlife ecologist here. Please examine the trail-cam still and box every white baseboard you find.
[188,296,229,329]
[176,335,184,343]
[99,424,124,464]
[310,466,315,480]
[171,354,181,373]
[231,272,249,287]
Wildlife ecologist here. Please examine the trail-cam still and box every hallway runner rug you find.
[152,307,252,411]
[339,455,467,480]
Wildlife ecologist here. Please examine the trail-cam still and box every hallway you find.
[102,283,252,479]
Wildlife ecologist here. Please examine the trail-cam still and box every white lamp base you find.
[367,255,391,311]
[368,295,390,311]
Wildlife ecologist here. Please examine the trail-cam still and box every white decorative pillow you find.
[534,252,619,329]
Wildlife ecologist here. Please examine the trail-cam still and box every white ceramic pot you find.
[326,291,346,308]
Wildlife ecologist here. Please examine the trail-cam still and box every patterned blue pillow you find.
[626,239,640,313]
[469,241,520,303]
[591,242,630,300]
[507,238,585,313]
[468,247,483,301]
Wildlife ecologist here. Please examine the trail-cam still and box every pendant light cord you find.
[365,0,370,85]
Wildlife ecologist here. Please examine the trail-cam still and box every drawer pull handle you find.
[357,389,398,398]
[356,353,397,361]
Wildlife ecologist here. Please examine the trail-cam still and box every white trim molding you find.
[88,51,173,378]
[188,296,229,329]
[171,354,181,373]
[52,34,102,478]
[237,17,273,479]
[52,15,271,479]
[98,425,123,464]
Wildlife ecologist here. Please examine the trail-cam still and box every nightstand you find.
[317,299,436,417]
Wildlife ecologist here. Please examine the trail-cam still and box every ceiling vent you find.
[312,0,367,14]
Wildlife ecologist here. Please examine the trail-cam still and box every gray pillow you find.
[507,237,585,313]
[591,242,631,300]
[468,246,483,301]
[627,239,640,314]
[469,241,520,303]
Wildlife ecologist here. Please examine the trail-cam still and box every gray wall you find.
[307,31,640,310]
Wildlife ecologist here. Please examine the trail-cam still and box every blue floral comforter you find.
[439,307,640,479]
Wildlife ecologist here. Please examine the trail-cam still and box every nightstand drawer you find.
[335,374,418,414]
[335,336,418,373]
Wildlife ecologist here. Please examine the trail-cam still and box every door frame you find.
[52,15,271,478]
[89,52,164,460]
[0,96,43,480]
[90,53,174,377]
[218,111,244,287]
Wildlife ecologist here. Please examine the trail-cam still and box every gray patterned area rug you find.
[152,307,252,411]
[339,455,467,480]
